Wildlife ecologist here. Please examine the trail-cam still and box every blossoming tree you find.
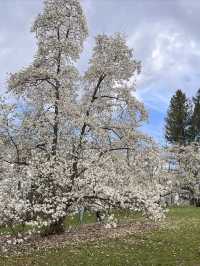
[168,144,200,205]
[0,0,166,235]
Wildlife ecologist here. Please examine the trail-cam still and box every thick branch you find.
[78,74,106,146]
[52,27,61,156]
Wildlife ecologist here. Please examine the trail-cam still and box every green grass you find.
[0,224,32,237]
[65,209,143,227]
[1,207,200,266]
[0,209,141,236]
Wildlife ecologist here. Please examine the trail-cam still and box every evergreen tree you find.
[191,89,200,141]
[165,89,191,145]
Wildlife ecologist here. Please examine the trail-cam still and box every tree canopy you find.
[165,89,191,145]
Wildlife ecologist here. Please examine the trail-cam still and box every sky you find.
[1,0,200,144]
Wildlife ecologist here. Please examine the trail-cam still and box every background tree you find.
[191,89,200,142]
[168,143,200,206]
[165,89,191,145]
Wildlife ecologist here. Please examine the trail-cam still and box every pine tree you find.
[165,90,191,145]
[191,89,200,141]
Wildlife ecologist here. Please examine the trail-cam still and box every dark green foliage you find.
[190,89,200,142]
[165,90,192,145]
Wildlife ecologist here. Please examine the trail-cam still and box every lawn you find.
[1,207,200,266]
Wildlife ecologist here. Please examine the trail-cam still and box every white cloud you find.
[128,19,200,114]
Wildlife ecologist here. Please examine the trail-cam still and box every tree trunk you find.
[41,217,65,236]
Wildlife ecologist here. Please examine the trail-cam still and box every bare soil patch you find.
[0,220,158,255]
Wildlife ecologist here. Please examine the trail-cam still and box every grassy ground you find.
[1,207,200,266]
[0,209,141,236]
[64,209,143,227]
